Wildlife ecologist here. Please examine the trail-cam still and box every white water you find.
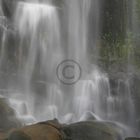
[0,0,137,137]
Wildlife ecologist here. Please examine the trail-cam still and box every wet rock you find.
[7,119,123,140]
[1,0,17,19]
[0,98,21,131]
[51,0,64,7]
[62,121,122,140]
[125,138,140,140]
[1,0,25,20]
[0,131,7,140]
[0,14,20,83]
[8,119,63,140]
[129,74,140,121]
[1,0,63,20]
[8,131,31,140]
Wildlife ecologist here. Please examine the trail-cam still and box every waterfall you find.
[0,0,138,137]
[14,1,63,122]
[8,0,108,123]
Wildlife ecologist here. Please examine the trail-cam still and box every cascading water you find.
[14,1,63,122]
[0,0,138,138]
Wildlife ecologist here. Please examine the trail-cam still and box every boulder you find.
[7,120,123,140]
[7,119,63,140]
[62,121,122,140]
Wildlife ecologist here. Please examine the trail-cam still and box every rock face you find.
[1,0,26,19]
[1,0,17,19]
[129,74,140,121]
[7,120,122,140]
[0,98,21,131]
[1,0,64,19]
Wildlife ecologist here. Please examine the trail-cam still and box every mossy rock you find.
[62,121,122,140]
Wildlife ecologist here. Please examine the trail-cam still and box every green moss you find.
[99,32,134,71]
[101,0,127,44]
[99,29,140,73]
